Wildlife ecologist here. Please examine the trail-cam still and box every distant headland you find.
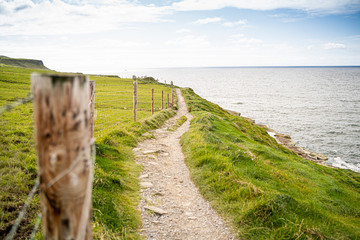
[0,55,49,70]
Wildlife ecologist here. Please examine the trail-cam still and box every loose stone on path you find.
[144,206,168,215]
[140,182,154,188]
[135,89,236,240]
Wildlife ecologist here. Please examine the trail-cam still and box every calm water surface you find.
[118,67,360,172]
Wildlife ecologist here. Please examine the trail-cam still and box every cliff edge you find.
[0,55,49,70]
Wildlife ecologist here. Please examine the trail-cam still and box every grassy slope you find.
[0,65,176,239]
[0,56,49,70]
[180,88,360,240]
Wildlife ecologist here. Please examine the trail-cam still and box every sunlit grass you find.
[92,75,175,141]
[181,88,360,240]
[0,66,54,238]
[0,65,176,239]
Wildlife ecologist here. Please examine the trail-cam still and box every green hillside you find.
[181,88,360,240]
[0,64,175,239]
[2,61,360,239]
[0,56,49,70]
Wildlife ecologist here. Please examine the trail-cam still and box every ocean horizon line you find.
[207,65,360,68]
[120,66,360,71]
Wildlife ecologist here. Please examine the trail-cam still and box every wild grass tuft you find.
[168,115,187,131]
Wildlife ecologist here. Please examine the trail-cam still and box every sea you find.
[117,67,360,173]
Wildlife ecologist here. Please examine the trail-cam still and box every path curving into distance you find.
[134,88,236,240]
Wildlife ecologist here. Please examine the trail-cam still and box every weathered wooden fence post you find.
[161,90,164,110]
[89,81,95,138]
[167,93,170,109]
[32,73,93,240]
[133,75,137,122]
[151,88,154,115]
[171,81,174,108]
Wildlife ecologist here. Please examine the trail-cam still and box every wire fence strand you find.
[96,90,130,94]
[1,77,174,238]
[4,179,39,240]
[95,99,124,104]
[29,213,42,240]
[0,93,33,115]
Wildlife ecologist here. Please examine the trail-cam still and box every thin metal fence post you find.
[133,76,137,122]
[167,93,170,109]
[151,88,154,115]
[171,81,174,108]
[89,81,95,138]
[161,90,164,110]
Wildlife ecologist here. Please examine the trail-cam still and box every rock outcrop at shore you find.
[227,109,329,166]
[267,130,328,164]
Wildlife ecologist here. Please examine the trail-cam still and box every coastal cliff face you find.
[0,55,49,70]
[180,87,360,240]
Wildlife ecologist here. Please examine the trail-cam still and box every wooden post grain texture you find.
[31,74,93,240]
[167,93,169,109]
[133,76,137,122]
[161,90,164,110]
[89,81,95,138]
[151,88,154,115]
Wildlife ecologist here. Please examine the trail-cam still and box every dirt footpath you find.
[134,88,236,240]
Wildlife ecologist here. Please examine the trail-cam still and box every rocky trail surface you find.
[134,89,236,240]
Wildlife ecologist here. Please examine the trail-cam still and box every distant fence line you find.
[2,74,175,239]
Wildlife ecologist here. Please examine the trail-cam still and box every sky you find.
[0,0,360,74]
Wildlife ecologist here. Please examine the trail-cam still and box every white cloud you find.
[1,0,358,71]
[193,17,222,25]
[176,28,191,34]
[0,0,171,35]
[172,0,360,14]
[193,17,248,27]
[166,35,210,48]
[231,34,262,45]
[86,39,152,49]
[307,45,314,50]
[323,42,347,50]
[223,19,247,27]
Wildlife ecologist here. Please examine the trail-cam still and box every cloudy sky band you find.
[0,0,359,72]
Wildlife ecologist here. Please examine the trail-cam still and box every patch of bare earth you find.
[134,89,236,240]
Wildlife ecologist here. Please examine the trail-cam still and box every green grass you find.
[93,75,176,141]
[92,109,175,239]
[180,88,360,240]
[0,66,55,239]
[0,64,176,239]
[168,115,187,131]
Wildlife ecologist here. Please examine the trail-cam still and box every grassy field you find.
[180,88,360,240]
[0,64,176,239]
